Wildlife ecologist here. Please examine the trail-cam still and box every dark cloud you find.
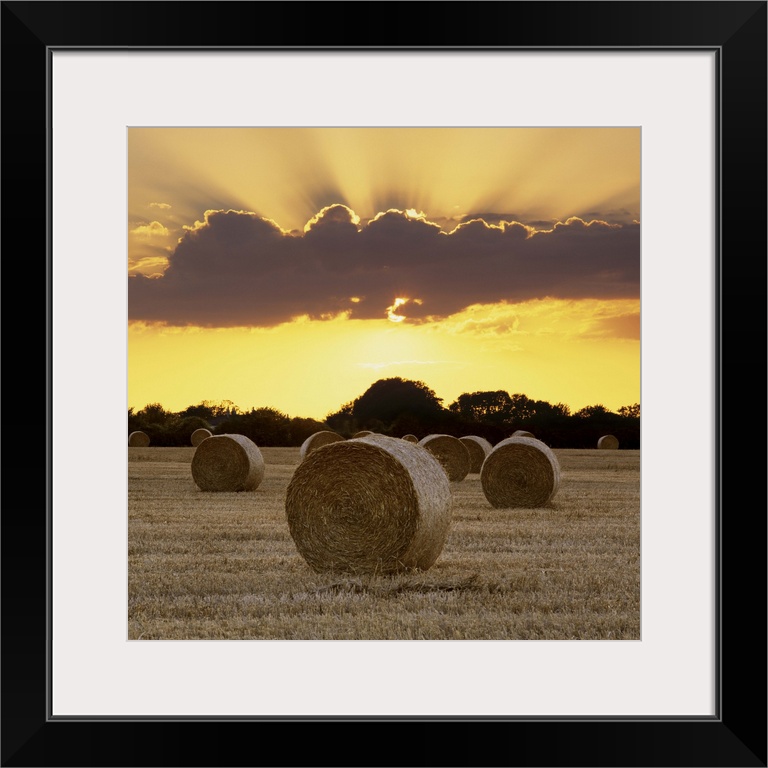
[129,207,640,328]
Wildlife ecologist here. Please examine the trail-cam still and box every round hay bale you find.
[459,435,493,473]
[598,434,620,450]
[353,430,374,438]
[512,430,535,439]
[285,434,452,574]
[418,434,471,482]
[191,434,265,492]
[299,430,344,461]
[190,427,212,447]
[401,434,419,443]
[480,436,560,508]
[128,430,150,447]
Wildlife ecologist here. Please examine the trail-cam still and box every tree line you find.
[129,377,640,449]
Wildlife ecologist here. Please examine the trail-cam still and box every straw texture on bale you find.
[401,434,419,443]
[459,435,493,473]
[128,430,150,447]
[353,430,374,438]
[191,434,265,492]
[190,428,212,447]
[299,430,344,461]
[418,434,471,482]
[512,430,535,439]
[598,434,620,450]
[285,434,452,574]
[480,436,560,508]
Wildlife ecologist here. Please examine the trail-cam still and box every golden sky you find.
[128,127,640,420]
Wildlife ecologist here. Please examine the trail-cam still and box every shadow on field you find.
[314,573,484,596]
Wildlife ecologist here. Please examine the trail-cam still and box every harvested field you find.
[128,446,640,640]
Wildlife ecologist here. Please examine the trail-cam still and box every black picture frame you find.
[3,2,765,766]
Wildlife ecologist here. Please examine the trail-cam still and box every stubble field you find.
[128,446,640,640]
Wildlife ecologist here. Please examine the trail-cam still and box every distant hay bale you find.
[512,430,535,439]
[459,435,493,473]
[402,434,419,443]
[299,430,344,461]
[128,431,150,447]
[191,434,265,492]
[190,428,212,447]
[353,430,374,438]
[598,434,620,450]
[418,434,471,482]
[285,434,452,574]
[481,436,560,508]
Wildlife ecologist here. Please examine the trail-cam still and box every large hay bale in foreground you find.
[512,430,535,439]
[401,434,419,443]
[418,434,471,482]
[459,435,493,473]
[598,434,620,450]
[191,434,265,492]
[285,434,452,574]
[128,430,150,447]
[190,428,212,447]
[299,430,344,461]
[481,436,560,508]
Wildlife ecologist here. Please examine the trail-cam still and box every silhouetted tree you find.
[180,399,241,422]
[574,404,612,418]
[351,378,444,428]
[531,400,570,418]
[448,390,513,424]
[506,393,537,422]
[390,410,427,439]
[128,407,143,435]
[216,407,292,446]
[175,416,211,444]
[128,383,641,449]
[136,402,173,426]
[289,417,331,446]
[179,402,215,420]
[325,401,358,437]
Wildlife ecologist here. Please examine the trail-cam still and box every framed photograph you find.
[5,1,765,765]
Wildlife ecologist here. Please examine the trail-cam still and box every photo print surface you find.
[127,126,641,641]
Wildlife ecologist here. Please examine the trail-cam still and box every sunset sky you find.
[128,127,640,421]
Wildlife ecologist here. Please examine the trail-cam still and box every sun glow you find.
[129,298,639,420]
[386,297,408,323]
